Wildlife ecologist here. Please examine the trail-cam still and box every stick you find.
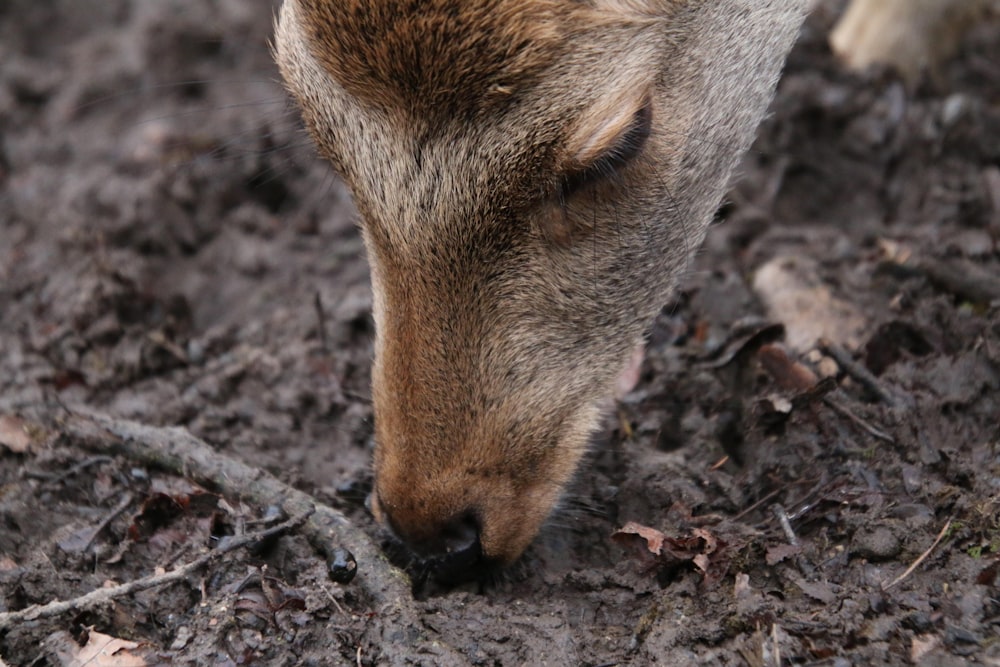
[50,409,462,665]
[771,504,799,547]
[823,398,895,444]
[83,491,134,553]
[917,259,1000,306]
[818,338,898,408]
[0,510,311,629]
[314,290,329,353]
[882,519,952,591]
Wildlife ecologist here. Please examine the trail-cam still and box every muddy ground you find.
[1,1,999,665]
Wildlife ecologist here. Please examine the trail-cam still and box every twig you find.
[51,409,464,665]
[880,258,1000,305]
[771,504,799,547]
[882,519,952,591]
[57,410,403,603]
[83,491,134,552]
[0,509,311,629]
[917,259,1000,306]
[823,397,895,443]
[321,583,348,616]
[771,622,781,667]
[314,290,329,353]
[818,338,898,407]
[709,455,730,471]
[734,487,785,521]
[25,455,114,486]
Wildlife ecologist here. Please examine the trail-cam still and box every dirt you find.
[1,1,999,665]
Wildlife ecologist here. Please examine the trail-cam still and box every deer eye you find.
[558,101,652,201]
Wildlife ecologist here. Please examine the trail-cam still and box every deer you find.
[273,0,979,583]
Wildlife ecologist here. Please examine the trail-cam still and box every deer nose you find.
[435,512,479,553]
[425,513,484,582]
[381,508,486,582]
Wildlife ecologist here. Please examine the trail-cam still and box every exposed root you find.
[0,509,311,629]
[37,408,467,666]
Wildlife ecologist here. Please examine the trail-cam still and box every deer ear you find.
[566,84,652,168]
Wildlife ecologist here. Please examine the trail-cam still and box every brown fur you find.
[296,0,577,120]
[275,0,807,566]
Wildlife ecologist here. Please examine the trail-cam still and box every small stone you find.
[329,548,357,584]
[852,525,902,561]
[170,626,193,650]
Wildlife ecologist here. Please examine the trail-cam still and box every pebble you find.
[852,525,902,561]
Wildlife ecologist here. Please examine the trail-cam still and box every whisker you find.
[72,78,286,113]
[127,97,291,128]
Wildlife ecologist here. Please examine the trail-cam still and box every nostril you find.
[376,504,488,583]
[428,513,484,583]
[439,513,480,557]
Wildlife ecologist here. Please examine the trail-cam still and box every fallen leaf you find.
[693,554,710,574]
[47,628,147,666]
[910,634,940,663]
[976,559,999,586]
[792,577,838,604]
[0,415,33,454]
[765,543,802,566]
[752,256,867,353]
[612,522,666,557]
[757,344,818,392]
[57,524,102,555]
[128,493,187,540]
[692,528,718,555]
[707,321,786,368]
[613,523,730,584]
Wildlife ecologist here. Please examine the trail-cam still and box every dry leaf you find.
[612,521,666,557]
[910,634,939,663]
[765,543,802,566]
[613,523,731,584]
[693,554,710,574]
[793,577,837,604]
[57,525,102,555]
[757,344,818,392]
[0,415,32,454]
[47,628,147,667]
[753,256,867,352]
[692,528,718,554]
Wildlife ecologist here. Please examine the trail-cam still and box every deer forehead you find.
[287,0,664,115]
[292,0,575,118]
[276,0,666,238]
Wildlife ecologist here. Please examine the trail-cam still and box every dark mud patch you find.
[2,1,999,665]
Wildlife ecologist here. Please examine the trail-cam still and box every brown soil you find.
[2,1,998,665]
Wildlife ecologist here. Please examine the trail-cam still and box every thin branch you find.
[46,409,464,666]
[771,504,799,547]
[818,338,898,407]
[83,491,134,553]
[882,519,952,591]
[0,510,311,629]
[823,397,895,444]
